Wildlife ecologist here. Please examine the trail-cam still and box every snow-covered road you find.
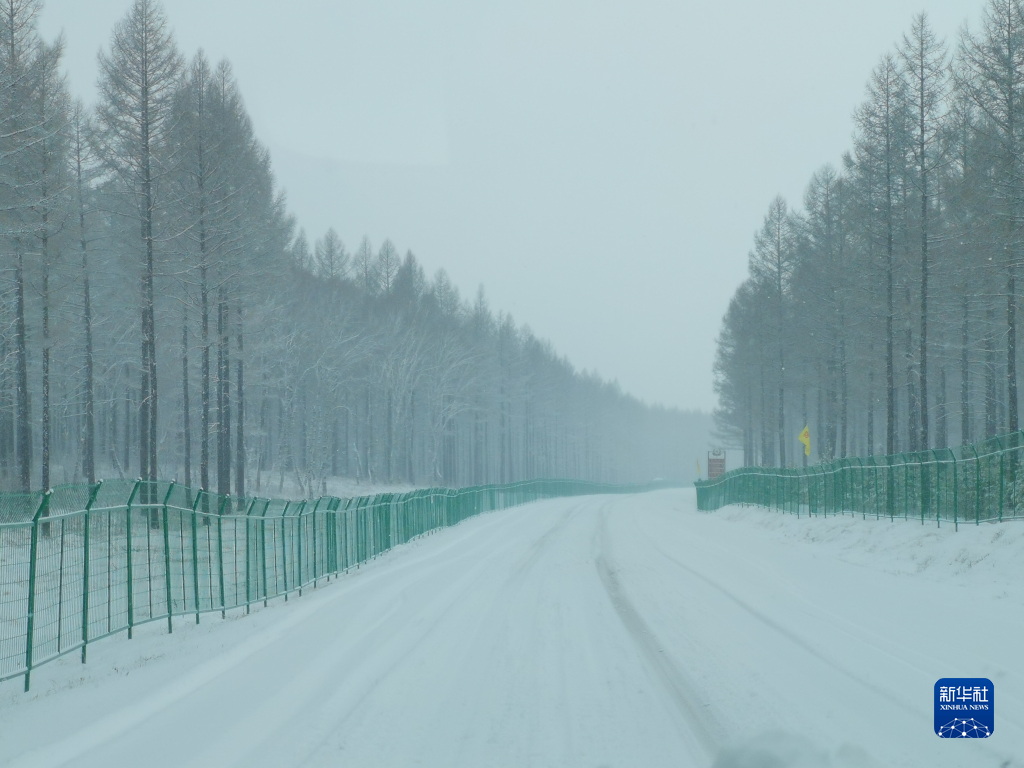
[1,489,1022,767]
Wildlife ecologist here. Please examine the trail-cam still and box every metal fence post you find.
[244,497,255,615]
[972,446,981,525]
[852,458,864,519]
[24,490,51,691]
[190,490,202,623]
[312,497,322,588]
[281,502,291,600]
[328,499,338,577]
[81,481,102,663]
[216,494,230,618]
[901,456,909,522]
[927,451,938,528]
[161,483,176,633]
[294,501,306,595]
[998,439,1006,523]
[125,479,141,639]
[261,499,270,607]
[886,454,894,521]
[870,456,879,519]
[952,450,959,531]
[840,460,847,516]
[1015,431,1024,518]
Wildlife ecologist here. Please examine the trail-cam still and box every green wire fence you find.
[695,431,1024,528]
[0,476,672,691]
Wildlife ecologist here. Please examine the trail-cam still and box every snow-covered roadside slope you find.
[0,489,1020,768]
[706,500,1024,600]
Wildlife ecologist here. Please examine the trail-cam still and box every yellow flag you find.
[798,425,811,456]
[696,459,701,478]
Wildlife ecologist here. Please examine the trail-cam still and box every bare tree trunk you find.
[919,109,930,452]
[216,300,223,493]
[298,390,306,473]
[108,389,118,477]
[777,284,787,467]
[41,268,49,492]
[365,385,372,482]
[216,291,230,496]
[745,390,754,466]
[937,367,948,448]
[15,253,31,492]
[825,352,837,461]
[200,265,209,499]
[343,406,350,477]
[0,338,13,482]
[256,380,267,493]
[801,388,808,467]
[1008,268,1018,433]
[919,216,929,448]
[867,368,874,455]
[41,199,50,491]
[443,395,455,485]
[330,408,339,477]
[235,310,244,504]
[140,307,150,503]
[41,350,48,488]
[906,289,919,452]
[123,386,130,474]
[142,122,158,498]
[961,294,970,445]
[386,389,393,482]
[182,318,191,487]
[759,362,768,466]
[79,165,95,485]
[407,390,415,484]
[986,305,997,437]
[839,338,848,458]
[1009,84,1020,436]
[885,135,896,456]
[816,367,824,461]
[277,393,287,492]
[499,386,507,483]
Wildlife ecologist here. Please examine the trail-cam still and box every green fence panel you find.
[695,429,1024,531]
[0,476,677,690]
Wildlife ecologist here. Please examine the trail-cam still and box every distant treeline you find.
[0,0,695,495]
[716,4,1024,467]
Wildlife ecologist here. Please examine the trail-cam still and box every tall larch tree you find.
[899,12,948,449]
[94,0,182,496]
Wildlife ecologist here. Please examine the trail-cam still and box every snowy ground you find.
[0,488,1021,767]
[250,475,419,502]
[74,463,420,502]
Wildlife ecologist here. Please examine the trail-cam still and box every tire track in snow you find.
[595,502,723,758]
[640,530,923,720]
[506,497,587,579]
[262,498,596,767]
[183,525,516,768]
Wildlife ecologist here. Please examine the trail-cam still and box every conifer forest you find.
[715,3,1024,467]
[0,0,698,496]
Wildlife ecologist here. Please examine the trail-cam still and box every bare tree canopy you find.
[0,0,701,494]
[716,5,1024,466]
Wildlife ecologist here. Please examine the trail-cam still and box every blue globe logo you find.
[938,718,991,738]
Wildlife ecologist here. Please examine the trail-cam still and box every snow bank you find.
[709,502,1024,602]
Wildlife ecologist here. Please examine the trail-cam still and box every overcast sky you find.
[39,0,981,412]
